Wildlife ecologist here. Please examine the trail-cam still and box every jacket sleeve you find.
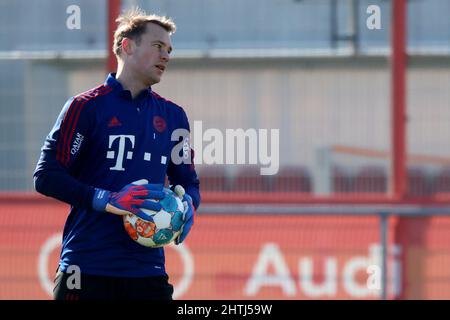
[167,109,201,209]
[33,97,96,209]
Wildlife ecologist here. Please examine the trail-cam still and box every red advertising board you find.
[1,199,449,299]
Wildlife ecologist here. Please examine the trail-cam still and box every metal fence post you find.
[380,211,389,300]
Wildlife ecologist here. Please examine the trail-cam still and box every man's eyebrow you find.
[152,40,173,53]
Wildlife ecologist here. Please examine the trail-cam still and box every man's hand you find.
[92,179,164,216]
[173,185,195,245]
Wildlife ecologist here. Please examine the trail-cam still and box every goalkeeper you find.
[33,8,200,300]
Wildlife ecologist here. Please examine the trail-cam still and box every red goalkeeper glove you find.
[92,179,164,216]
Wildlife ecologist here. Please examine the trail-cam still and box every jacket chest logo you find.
[153,116,166,133]
[106,134,168,171]
[108,116,122,127]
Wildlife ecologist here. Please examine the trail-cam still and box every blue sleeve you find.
[167,109,201,209]
[33,97,96,209]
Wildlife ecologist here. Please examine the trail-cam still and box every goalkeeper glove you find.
[92,179,164,216]
[173,185,195,245]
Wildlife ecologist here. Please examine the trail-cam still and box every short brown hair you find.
[113,8,176,57]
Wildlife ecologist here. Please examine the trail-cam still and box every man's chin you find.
[148,75,161,86]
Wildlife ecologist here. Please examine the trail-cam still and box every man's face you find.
[127,23,172,86]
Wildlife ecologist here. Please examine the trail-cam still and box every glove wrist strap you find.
[92,188,111,212]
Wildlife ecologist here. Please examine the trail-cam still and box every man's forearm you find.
[34,170,95,209]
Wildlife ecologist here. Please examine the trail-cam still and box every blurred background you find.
[1,0,450,299]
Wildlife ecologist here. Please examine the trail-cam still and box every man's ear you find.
[121,38,134,56]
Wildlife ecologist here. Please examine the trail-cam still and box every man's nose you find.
[161,50,170,62]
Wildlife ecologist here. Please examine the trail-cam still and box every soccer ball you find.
[123,188,185,248]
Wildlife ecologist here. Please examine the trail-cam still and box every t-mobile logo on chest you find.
[106,135,167,171]
[107,135,135,171]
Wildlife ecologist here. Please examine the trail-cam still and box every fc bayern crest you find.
[153,116,167,133]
